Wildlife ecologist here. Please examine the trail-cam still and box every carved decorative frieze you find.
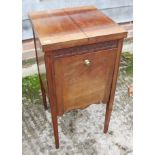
[53,40,118,58]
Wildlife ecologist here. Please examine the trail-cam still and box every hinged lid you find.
[29,6,127,51]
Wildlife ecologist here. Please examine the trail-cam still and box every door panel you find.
[54,48,117,115]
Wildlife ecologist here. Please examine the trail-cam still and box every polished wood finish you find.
[104,39,124,133]
[29,6,126,51]
[54,48,117,116]
[32,29,48,110]
[29,8,88,51]
[64,6,127,44]
[29,6,127,148]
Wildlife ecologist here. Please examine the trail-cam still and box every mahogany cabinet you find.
[29,6,127,148]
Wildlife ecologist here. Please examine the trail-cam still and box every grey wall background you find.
[22,0,133,40]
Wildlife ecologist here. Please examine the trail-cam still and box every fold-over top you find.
[29,6,127,51]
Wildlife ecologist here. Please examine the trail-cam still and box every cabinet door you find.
[54,48,117,115]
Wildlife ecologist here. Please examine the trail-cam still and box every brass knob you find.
[84,59,91,66]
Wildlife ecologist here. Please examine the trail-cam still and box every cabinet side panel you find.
[33,30,48,96]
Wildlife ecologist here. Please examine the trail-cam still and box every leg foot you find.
[42,92,48,110]
[50,105,59,149]
[55,143,59,149]
[39,77,48,110]
[104,103,112,134]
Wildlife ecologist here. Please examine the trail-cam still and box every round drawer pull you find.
[84,59,91,66]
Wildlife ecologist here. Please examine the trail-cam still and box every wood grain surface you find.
[29,6,127,148]
[64,6,127,43]
[29,6,127,51]
[54,48,117,115]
